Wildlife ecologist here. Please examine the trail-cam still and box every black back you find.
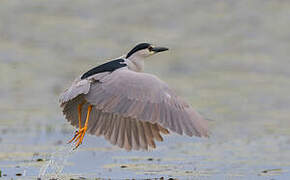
[81,59,127,79]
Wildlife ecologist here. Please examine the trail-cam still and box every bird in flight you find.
[59,43,209,150]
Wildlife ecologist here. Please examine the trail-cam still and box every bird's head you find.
[126,43,169,60]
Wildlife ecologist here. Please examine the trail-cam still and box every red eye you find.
[148,46,153,51]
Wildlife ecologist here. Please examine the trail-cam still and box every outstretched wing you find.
[62,95,169,151]
[85,68,208,137]
[59,77,90,105]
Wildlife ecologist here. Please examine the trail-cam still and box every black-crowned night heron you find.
[59,43,209,150]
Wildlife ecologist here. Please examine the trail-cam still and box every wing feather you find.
[104,114,116,141]
[125,118,132,150]
[61,67,208,151]
[110,115,121,145]
[62,99,166,151]
[85,68,208,137]
[59,72,110,105]
[123,118,132,151]
[94,113,106,136]
[117,116,126,148]
[131,119,140,150]
[143,122,156,148]
[136,120,148,150]
[151,123,163,142]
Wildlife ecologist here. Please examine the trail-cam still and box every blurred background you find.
[0,0,290,179]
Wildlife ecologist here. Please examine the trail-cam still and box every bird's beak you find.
[151,47,169,53]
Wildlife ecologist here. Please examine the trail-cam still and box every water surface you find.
[0,0,290,179]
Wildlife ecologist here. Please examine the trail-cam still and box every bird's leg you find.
[68,102,85,143]
[78,102,84,129]
[72,105,92,149]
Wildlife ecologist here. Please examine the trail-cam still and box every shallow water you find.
[1,0,290,179]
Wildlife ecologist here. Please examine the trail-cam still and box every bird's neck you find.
[125,56,145,72]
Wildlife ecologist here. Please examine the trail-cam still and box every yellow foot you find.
[68,127,87,149]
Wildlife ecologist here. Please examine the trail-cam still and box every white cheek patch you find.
[138,49,151,57]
